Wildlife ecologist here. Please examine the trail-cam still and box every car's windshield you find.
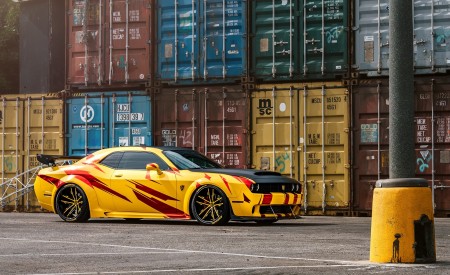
[163,150,222,169]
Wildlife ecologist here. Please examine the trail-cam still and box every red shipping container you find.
[153,85,249,169]
[66,0,154,87]
[352,76,450,216]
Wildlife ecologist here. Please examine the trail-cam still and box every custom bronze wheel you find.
[55,184,90,222]
[191,185,230,225]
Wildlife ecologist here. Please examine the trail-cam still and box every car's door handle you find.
[114,173,123,177]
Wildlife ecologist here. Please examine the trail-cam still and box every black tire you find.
[55,184,90,222]
[190,185,230,225]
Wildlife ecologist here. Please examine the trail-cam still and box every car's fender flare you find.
[182,179,234,218]
[51,175,104,217]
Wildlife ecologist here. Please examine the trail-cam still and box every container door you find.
[299,83,350,214]
[201,87,248,168]
[66,96,109,156]
[413,2,433,71]
[251,84,299,179]
[431,1,450,73]
[200,0,246,80]
[414,78,450,214]
[301,0,348,78]
[352,80,390,213]
[24,96,64,210]
[251,0,299,81]
[157,0,199,82]
[105,0,152,84]
[67,0,102,86]
[0,97,24,211]
[153,88,200,150]
[110,93,152,147]
[354,0,390,76]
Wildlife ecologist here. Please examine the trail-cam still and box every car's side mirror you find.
[146,163,163,175]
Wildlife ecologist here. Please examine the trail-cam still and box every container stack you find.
[351,0,450,216]
[1,0,449,216]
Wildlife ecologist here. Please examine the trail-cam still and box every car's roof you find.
[95,146,196,154]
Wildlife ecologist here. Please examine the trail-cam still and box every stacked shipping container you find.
[251,0,350,81]
[66,0,155,87]
[153,85,249,168]
[0,94,64,211]
[354,0,450,76]
[3,0,450,215]
[251,82,350,214]
[352,77,450,216]
[156,0,247,84]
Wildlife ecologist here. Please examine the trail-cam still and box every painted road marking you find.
[0,237,440,273]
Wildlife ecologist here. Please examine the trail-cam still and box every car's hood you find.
[190,168,300,184]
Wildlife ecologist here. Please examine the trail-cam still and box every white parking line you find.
[0,251,190,257]
[27,265,361,275]
[0,237,358,265]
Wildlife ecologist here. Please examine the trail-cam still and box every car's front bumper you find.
[230,192,302,219]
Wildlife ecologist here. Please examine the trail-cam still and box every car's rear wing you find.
[36,154,83,167]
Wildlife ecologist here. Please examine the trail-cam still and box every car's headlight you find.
[232,176,256,190]
[250,183,260,192]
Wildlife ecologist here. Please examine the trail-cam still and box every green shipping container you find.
[251,0,349,81]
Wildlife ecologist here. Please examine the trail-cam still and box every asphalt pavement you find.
[0,212,449,274]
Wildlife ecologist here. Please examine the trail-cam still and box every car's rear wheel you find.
[191,185,230,225]
[55,184,90,222]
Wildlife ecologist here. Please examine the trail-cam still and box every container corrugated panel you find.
[105,0,153,85]
[67,0,101,86]
[153,85,249,168]
[250,0,349,81]
[66,0,154,87]
[352,77,450,216]
[0,96,24,210]
[156,0,246,84]
[24,95,64,210]
[201,0,247,80]
[0,94,64,211]
[251,82,350,215]
[299,82,350,214]
[251,84,299,179]
[251,1,300,81]
[354,0,450,76]
[66,91,152,156]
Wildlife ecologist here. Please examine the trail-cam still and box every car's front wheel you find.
[191,185,230,225]
[55,184,90,222]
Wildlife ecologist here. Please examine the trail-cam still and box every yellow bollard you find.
[370,178,436,263]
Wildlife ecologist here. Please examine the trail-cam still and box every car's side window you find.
[99,152,124,169]
[117,152,170,170]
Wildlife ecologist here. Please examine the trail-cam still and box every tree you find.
[0,0,19,93]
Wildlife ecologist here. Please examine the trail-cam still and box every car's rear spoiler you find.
[36,154,83,167]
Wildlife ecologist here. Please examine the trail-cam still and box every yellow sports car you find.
[34,146,302,225]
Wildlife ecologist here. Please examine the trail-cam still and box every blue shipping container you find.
[156,0,247,84]
[66,91,152,156]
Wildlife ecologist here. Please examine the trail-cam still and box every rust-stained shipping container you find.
[0,94,64,211]
[66,0,155,88]
[352,77,450,216]
[153,85,249,168]
[251,82,350,215]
